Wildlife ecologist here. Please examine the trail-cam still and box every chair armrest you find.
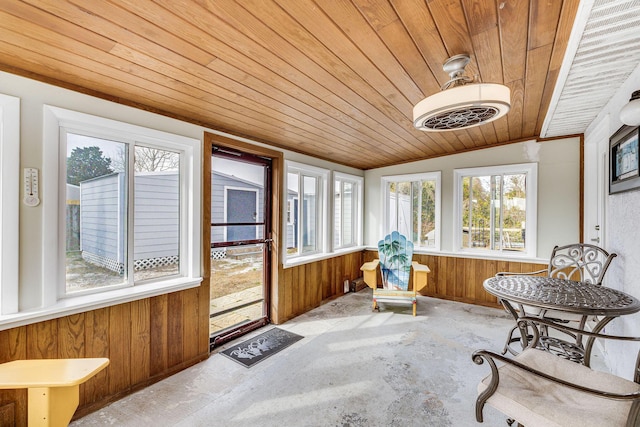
[360,259,379,289]
[496,269,547,277]
[411,261,430,295]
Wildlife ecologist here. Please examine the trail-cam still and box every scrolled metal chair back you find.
[548,243,617,285]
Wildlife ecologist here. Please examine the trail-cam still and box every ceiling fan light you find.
[413,83,511,132]
[620,90,640,126]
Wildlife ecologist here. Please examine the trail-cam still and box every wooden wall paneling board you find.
[490,116,510,147]
[108,304,132,396]
[528,0,563,50]
[0,1,117,52]
[461,0,498,36]
[454,130,479,150]
[279,0,423,104]
[130,299,151,386]
[0,327,27,427]
[471,26,504,86]
[522,45,553,136]
[183,284,200,361]
[84,308,110,404]
[210,1,433,160]
[392,0,453,89]
[174,1,426,164]
[149,294,169,377]
[321,259,330,301]
[26,320,57,359]
[283,267,294,322]
[57,313,86,405]
[308,2,441,157]
[498,0,529,85]
[20,0,213,65]
[427,0,480,79]
[506,79,525,140]
[364,11,442,97]
[167,292,184,368]
[2,13,389,167]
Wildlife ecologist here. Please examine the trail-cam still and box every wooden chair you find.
[497,243,617,354]
[473,317,640,427]
[360,231,430,316]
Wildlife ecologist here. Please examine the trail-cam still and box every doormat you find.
[220,327,304,368]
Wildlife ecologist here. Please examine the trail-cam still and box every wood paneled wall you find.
[275,252,363,323]
[364,250,546,308]
[0,285,210,426]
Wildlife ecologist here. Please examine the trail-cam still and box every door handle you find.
[590,237,600,243]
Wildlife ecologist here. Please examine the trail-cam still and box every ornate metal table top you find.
[484,275,640,316]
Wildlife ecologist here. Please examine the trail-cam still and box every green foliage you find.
[67,146,113,185]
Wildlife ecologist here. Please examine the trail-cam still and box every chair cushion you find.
[478,348,640,427]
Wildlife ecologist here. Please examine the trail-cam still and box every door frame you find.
[203,132,283,349]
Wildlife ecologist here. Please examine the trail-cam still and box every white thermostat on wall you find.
[23,167,40,207]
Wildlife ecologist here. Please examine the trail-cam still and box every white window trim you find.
[28,105,202,318]
[0,94,20,315]
[381,171,442,251]
[284,161,330,265]
[332,171,364,251]
[453,162,538,258]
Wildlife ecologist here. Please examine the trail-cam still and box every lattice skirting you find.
[82,252,179,273]
[82,252,124,274]
[135,255,179,271]
[211,249,227,260]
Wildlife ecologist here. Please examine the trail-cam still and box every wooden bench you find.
[0,358,109,426]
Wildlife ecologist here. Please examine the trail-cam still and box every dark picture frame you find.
[610,125,640,194]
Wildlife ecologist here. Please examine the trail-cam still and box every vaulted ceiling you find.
[0,0,593,169]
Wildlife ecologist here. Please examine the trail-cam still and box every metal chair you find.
[497,243,617,355]
[473,317,640,427]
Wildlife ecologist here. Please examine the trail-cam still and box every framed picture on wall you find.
[610,124,640,194]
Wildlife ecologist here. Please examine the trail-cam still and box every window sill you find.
[0,277,203,332]
[363,246,546,264]
[284,246,366,268]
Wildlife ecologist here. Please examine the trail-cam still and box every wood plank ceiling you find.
[0,0,579,170]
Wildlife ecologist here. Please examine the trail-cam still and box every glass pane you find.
[387,181,397,232]
[470,176,491,249]
[396,181,411,237]
[342,181,353,246]
[420,180,436,248]
[66,133,127,293]
[492,175,502,250]
[502,174,527,251]
[301,175,317,253]
[287,172,300,255]
[334,179,342,248]
[412,181,420,244]
[134,147,180,281]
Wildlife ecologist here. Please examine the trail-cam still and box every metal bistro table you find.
[484,275,640,365]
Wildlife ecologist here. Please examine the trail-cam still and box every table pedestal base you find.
[28,385,79,427]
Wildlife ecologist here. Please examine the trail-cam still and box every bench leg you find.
[28,385,79,427]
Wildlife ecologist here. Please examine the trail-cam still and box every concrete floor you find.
[71,289,527,426]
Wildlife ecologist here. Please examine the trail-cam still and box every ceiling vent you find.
[413,54,511,132]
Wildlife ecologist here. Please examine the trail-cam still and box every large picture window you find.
[382,172,441,250]
[454,163,537,257]
[285,161,328,259]
[43,106,201,304]
[333,172,363,250]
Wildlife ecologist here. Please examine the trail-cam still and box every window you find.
[285,161,328,259]
[0,94,20,315]
[43,106,201,305]
[333,172,363,250]
[382,172,441,250]
[453,163,537,257]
